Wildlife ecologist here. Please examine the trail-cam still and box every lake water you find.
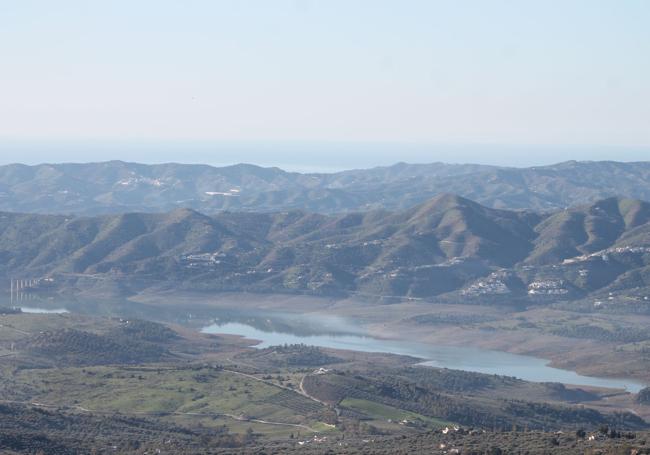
[19,307,69,314]
[202,321,647,393]
[2,294,645,393]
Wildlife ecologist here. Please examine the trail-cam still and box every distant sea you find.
[1,139,649,173]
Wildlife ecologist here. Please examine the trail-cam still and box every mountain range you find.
[3,193,650,303]
[1,160,650,214]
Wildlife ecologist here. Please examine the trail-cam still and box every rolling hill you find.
[3,194,650,303]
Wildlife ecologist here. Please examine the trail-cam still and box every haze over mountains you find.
[5,160,650,450]
[4,193,650,302]
[2,160,650,214]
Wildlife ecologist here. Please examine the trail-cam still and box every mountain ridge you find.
[1,160,650,215]
[3,194,650,304]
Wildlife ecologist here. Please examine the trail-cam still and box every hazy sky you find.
[1,0,649,169]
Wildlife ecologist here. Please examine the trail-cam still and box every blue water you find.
[202,322,646,393]
[4,294,645,393]
[19,307,69,314]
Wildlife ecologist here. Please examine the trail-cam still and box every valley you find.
[159,291,650,389]
[1,305,650,454]
[4,0,650,448]
[2,161,650,453]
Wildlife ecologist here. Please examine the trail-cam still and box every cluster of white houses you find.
[562,245,650,265]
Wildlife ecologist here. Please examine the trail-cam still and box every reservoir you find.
[2,295,644,393]
[202,321,647,393]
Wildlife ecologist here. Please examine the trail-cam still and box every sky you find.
[1,0,649,170]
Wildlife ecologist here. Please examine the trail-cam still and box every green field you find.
[10,365,332,437]
[340,397,450,427]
